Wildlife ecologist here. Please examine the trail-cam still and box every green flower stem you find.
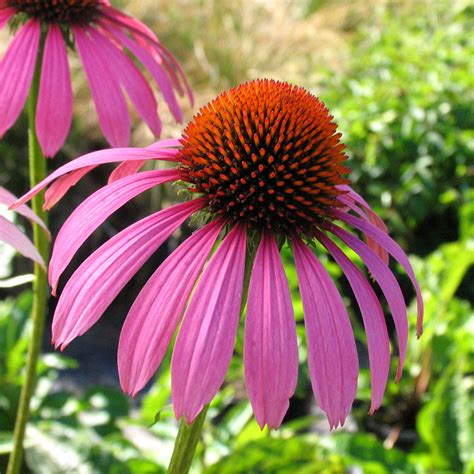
[167,405,209,474]
[7,44,49,474]
[166,237,257,474]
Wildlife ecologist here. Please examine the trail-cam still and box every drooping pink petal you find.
[101,5,193,104]
[86,27,162,136]
[73,26,130,147]
[171,224,247,423]
[336,187,389,264]
[49,169,179,294]
[0,216,44,268]
[101,5,157,42]
[138,37,192,104]
[337,185,388,235]
[101,21,183,123]
[325,222,408,381]
[0,186,49,236]
[292,236,358,429]
[0,19,40,137]
[108,160,145,183]
[107,140,180,183]
[52,198,205,349]
[0,8,14,30]
[119,218,225,396]
[315,230,390,413]
[43,166,96,210]
[333,209,424,337]
[244,233,298,429]
[36,24,73,157]
[11,146,178,209]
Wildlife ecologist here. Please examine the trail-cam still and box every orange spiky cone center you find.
[179,79,351,236]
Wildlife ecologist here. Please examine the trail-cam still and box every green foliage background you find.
[0,1,472,473]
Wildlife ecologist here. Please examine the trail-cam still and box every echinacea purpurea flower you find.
[14,79,424,429]
[0,0,192,156]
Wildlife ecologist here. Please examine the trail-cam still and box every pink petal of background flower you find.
[73,26,130,147]
[0,216,44,268]
[87,27,162,137]
[0,186,49,268]
[0,19,40,138]
[36,24,73,157]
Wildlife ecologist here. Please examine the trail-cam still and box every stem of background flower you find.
[7,43,49,474]
[166,237,257,474]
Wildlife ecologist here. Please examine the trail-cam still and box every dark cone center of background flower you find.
[178,79,351,236]
[8,0,101,24]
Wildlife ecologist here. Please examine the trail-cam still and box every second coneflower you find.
[14,79,423,429]
[0,0,191,156]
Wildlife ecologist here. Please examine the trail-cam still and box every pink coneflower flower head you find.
[0,0,192,156]
[14,79,423,429]
[0,186,49,267]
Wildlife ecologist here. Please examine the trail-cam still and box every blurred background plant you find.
[0,0,472,472]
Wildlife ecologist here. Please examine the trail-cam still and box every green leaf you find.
[329,432,414,474]
[417,362,472,471]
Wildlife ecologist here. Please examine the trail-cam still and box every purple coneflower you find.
[0,0,191,156]
[14,79,423,429]
[0,186,49,267]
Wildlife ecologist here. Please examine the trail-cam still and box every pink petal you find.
[108,160,145,183]
[49,169,179,294]
[73,26,130,147]
[36,24,73,157]
[43,166,95,210]
[141,38,192,105]
[333,209,424,337]
[292,237,358,429]
[337,184,388,234]
[107,140,181,183]
[101,5,193,104]
[0,216,44,268]
[244,233,298,429]
[102,5,157,42]
[52,198,205,349]
[119,218,225,395]
[11,146,178,209]
[0,186,49,236]
[0,20,40,137]
[325,222,408,381]
[101,21,183,123]
[171,224,247,423]
[0,8,14,30]
[315,230,390,413]
[336,187,389,265]
[86,27,162,136]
